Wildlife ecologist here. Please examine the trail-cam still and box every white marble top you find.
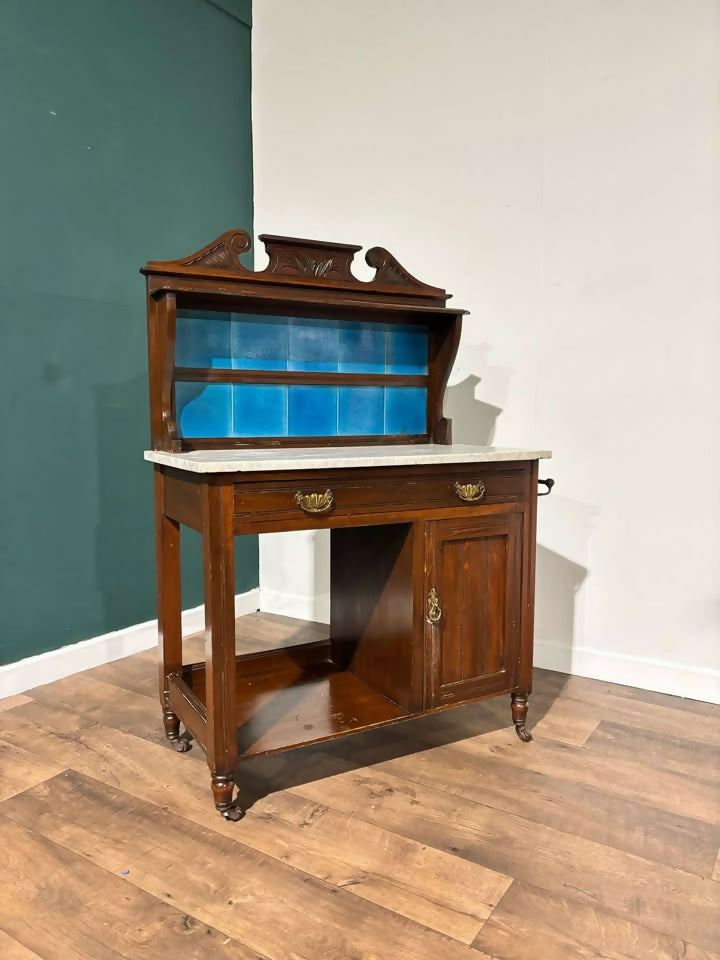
[144,444,551,474]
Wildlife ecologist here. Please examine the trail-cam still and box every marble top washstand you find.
[145,443,552,474]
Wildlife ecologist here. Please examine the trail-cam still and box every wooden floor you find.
[0,613,719,959]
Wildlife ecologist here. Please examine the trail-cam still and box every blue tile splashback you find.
[176,383,428,438]
[338,386,385,435]
[338,321,386,373]
[176,311,232,369]
[174,312,429,438]
[176,313,428,375]
[231,315,288,370]
[288,317,339,371]
[176,383,233,437]
[232,384,287,437]
[385,386,427,435]
[288,385,338,436]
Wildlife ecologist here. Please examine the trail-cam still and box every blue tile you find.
[288,386,338,437]
[385,387,427,435]
[288,317,339,371]
[231,313,288,370]
[175,383,232,438]
[231,384,287,437]
[338,386,385,435]
[175,311,232,368]
[338,321,386,373]
[386,324,428,374]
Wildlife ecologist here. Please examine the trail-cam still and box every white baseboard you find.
[0,588,260,700]
[534,639,720,705]
[258,587,720,706]
[259,587,330,625]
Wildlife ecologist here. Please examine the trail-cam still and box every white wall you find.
[252,0,720,703]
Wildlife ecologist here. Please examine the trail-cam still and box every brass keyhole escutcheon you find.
[427,587,442,624]
[295,489,334,513]
[454,480,486,503]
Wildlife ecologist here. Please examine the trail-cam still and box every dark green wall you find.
[0,0,257,665]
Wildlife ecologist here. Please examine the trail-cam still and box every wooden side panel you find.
[426,513,522,707]
[330,523,423,712]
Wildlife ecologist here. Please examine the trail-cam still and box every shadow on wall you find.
[534,545,588,673]
[444,374,502,445]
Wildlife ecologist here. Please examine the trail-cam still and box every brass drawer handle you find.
[427,587,442,624]
[295,489,334,513]
[454,480,486,503]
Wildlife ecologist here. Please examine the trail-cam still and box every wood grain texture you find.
[0,811,255,960]
[2,613,719,960]
[474,881,720,960]
[0,695,32,713]
[0,739,65,802]
[291,762,720,952]
[3,772,484,960]
[0,929,44,960]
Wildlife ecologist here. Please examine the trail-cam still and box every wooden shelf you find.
[181,640,409,759]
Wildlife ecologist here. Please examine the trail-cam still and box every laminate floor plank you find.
[587,720,720,785]
[331,731,720,876]
[443,726,720,825]
[473,880,720,960]
[4,613,719,960]
[0,812,259,960]
[27,674,165,745]
[537,669,720,720]
[0,695,33,712]
[0,738,66,802]
[2,772,487,960]
[0,927,45,960]
[0,700,507,946]
[291,760,720,952]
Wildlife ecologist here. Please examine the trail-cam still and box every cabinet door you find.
[425,514,522,707]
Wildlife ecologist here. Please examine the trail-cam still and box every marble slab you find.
[144,444,552,474]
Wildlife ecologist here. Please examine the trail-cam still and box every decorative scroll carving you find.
[365,247,436,293]
[176,229,252,273]
[143,229,449,300]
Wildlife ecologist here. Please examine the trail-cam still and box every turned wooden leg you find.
[162,710,191,752]
[211,774,243,821]
[203,482,241,820]
[155,469,192,753]
[511,692,533,742]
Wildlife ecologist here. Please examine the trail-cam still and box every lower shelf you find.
[182,640,409,759]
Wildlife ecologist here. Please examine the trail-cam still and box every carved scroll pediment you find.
[143,229,448,300]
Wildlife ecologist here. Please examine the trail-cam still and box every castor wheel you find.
[170,736,192,753]
[511,693,532,743]
[221,805,245,822]
[514,723,533,743]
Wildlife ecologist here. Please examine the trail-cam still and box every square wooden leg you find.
[202,481,241,819]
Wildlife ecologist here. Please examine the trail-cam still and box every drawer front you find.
[233,466,527,519]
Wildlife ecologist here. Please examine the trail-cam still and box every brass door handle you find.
[295,489,334,513]
[427,588,442,624]
[454,480,486,503]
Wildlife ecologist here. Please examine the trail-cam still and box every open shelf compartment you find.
[181,639,409,759]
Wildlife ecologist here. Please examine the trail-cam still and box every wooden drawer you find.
[233,465,528,519]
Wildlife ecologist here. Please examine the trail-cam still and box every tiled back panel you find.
[175,313,429,439]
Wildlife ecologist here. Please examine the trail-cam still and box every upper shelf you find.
[141,230,468,314]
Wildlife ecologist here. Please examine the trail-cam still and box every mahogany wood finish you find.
[141,230,465,452]
[144,229,550,818]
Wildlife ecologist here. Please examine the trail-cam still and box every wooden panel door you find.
[425,514,522,707]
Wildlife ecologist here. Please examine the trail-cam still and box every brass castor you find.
[211,774,243,821]
[511,693,533,742]
[163,710,192,752]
